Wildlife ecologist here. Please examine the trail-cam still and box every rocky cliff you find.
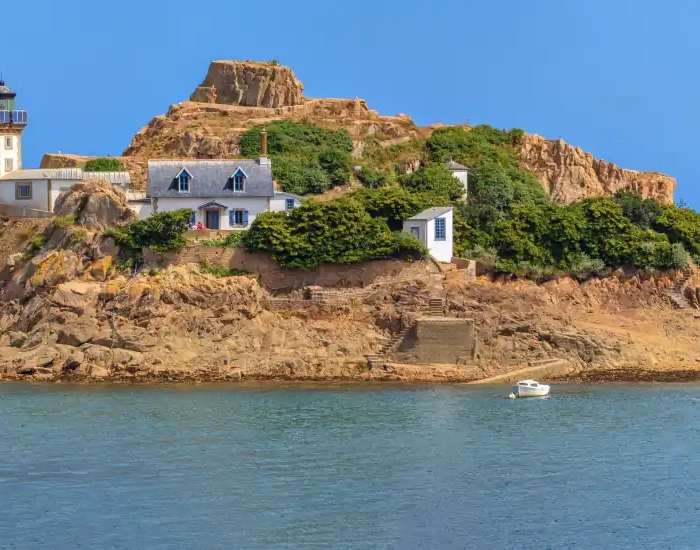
[521,134,676,204]
[45,60,676,203]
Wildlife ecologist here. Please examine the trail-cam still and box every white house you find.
[147,132,302,229]
[446,159,468,200]
[0,168,131,213]
[403,206,454,263]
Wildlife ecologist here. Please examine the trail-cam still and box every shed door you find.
[410,226,420,239]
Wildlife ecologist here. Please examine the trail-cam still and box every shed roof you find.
[273,191,304,200]
[445,159,468,171]
[407,206,453,221]
[0,168,83,181]
[148,159,274,198]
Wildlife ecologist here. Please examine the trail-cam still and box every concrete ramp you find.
[467,359,574,385]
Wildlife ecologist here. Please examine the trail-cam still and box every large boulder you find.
[53,180,135,231]
[190,60,304,108]
[56,318,99,347]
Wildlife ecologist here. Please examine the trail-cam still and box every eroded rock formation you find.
[190,60,305,108]
[53,180,136,230]
[521,134,676,204]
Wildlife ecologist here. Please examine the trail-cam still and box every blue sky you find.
[5,0,699,205]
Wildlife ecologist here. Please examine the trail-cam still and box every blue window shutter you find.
[243,210,249,226]
[229,211,235,226]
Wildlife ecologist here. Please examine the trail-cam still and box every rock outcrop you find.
[190,60,305,108]
[53,180,136,230]
[521,134,676,204]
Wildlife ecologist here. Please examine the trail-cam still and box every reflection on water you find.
[2,382,700,549]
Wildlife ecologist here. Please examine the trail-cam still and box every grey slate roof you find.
[273,191,304,200]
[445,159,468,171]
[148,159,274,198]
[0,168,83,181]
[407,206,453,221]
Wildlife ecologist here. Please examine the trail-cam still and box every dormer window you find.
[225,168,248,192]
[176,168,192,193]
[234,172,245,191]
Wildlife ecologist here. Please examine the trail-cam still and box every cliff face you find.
[190,60,305,108]
[49,60,676,202]
[521,134,676,204]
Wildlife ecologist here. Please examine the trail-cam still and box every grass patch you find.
[70,229,87,247]
[20,235,49,261]
[16,227,35,240]
[53,214,75,228]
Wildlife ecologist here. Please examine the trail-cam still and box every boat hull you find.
[515,385,550,398]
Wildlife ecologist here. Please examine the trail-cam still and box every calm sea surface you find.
[2,382,700,549]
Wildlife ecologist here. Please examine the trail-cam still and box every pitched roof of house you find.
[0,168,83,181]
[148,159,274,198]
[445,159,468,171]
[407,206,454,221]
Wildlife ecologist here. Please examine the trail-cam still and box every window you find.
[434,217,446,241]
[285,198,295,211]
[4,137,11,150]
[233,172,245,191]
[16,182,31,200]
[178,171,190,192]
[5,159,13,172]
[229,209,248,226]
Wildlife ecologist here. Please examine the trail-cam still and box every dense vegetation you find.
[242,121,700,275]
[242,199,426,268]
[84,157,125,172]
[239,121,353,195]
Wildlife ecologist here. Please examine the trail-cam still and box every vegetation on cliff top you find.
[84,157,124,172]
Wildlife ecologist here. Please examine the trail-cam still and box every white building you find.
[147,131,302,230]
[403,206,454,263]
[446,159,468,200]
[0,168,131,213]
[0,79,28,179]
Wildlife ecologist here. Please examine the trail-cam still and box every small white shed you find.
[403,206,454,263]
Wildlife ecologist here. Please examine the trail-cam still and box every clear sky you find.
[4,0,699,205]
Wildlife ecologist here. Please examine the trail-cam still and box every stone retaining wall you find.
[397,317,477,365]
[144,246,434,291]
[0,204,53,219]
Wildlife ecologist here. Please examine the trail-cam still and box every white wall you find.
[402,219,428,248]
[426,210,454,263]
[451,170,468,200]
[128,201,153,220]
[154,196,269,230]
[269,195,302,212]
[0,133,21,178]
[50,182,81,212]
[0,179,50,211]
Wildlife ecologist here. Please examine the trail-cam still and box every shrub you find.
[272,155,331,195]
[318,147,351,187]
[243,198,424,268]
[669,242,690,269]
[201,231,247,248]
[109,209,194,253]
[357,168,393,189]
[399,163,465,201]
[391,231,428,261]
[568,253,606,280]
[199,264,247,277]
[84,157,124,172]
[21,235,48,260]
[351,187,425,230]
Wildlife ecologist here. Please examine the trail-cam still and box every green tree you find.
[356,167,393,189]
[351,187,425,230]
[579,198,636,266]
[467,163,514,210]
[399,163,465,201]
[84,157,124,172]
[614,189,662,230]
[318,147,350,187]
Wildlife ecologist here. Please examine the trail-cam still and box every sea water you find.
[1,382,700,549]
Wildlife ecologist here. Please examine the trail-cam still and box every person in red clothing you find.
[197,222,206,230]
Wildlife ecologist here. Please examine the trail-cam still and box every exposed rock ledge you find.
[521,134,676,204]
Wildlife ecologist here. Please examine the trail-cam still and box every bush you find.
[202,231,247,248]
[243,198,425,268]
[351,187,425,231]
[568,253,606,280]
[391,231,428,261]
[84,157,124,172]
[239,121,352,194]
[109,209,194,253]
[399,163,465,201]
[53,214,75,228]
[356,168,393,189]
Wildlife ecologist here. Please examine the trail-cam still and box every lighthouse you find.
[0,79,28,178]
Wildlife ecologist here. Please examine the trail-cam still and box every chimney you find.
[259,129,268,157]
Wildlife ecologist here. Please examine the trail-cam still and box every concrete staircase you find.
[428,298,445,316]
[379,322,415,357]
[666,265,697,309]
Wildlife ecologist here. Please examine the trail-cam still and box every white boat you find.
[512,380,550,398]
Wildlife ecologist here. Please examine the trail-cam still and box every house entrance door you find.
[206,210,220,230]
